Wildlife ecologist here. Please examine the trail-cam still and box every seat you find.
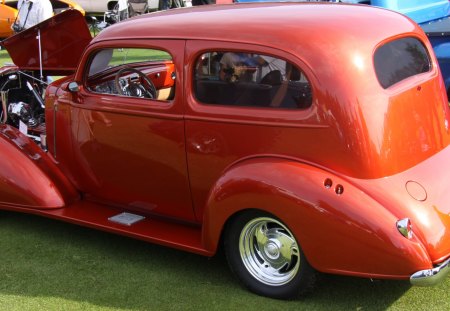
[260,70,283,85]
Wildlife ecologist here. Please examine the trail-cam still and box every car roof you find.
[93,3,419,52]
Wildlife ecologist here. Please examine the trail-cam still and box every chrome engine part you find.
[0,70,46,146]
[8,102,32,124]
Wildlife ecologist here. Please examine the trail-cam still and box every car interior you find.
[86,47,176,101]
[194,51,313,109]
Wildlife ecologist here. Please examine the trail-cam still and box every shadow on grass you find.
[0,211,414,310]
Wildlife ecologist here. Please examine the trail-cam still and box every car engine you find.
[0,70,47,149]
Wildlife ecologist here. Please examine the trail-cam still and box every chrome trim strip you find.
[53,102,57,158]
[410,257,450,286]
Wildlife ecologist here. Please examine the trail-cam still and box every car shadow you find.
[0,211,412,310]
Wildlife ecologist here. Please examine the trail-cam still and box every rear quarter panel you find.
[202,158,432,278]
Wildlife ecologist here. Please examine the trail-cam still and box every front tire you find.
[224,210,316,299]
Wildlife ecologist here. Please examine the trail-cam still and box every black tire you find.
[224,210,316,299]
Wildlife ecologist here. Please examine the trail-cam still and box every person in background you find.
[160,0,171,10]
[161,0,185,10]
[117,0,128,21]
[219,52,258,83]
[13,0,53,32]
[192,0,215,5]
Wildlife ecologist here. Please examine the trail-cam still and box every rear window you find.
[374,37,431,89]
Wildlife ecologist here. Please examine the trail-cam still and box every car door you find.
[184,40,316,219]
[56,40,195,222]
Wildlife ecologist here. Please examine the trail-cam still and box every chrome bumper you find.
[410,257,450,286]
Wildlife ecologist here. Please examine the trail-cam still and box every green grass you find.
[0,49,12,66]
[0,46,170,68]
[0,48,448,311]
[110,48,171,66]
[0,211,448,311]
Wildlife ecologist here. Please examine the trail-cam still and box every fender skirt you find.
[0,125,79,209]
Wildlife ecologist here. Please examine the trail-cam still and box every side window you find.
[374,37,431,89]
[193,51,312,109]
[86,48,175,101]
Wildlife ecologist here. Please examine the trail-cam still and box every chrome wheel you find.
[239,217,300,286]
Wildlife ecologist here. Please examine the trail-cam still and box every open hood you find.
[1,10,91,75]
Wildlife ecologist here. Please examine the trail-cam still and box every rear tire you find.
[224,210,316,299]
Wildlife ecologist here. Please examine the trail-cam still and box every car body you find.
[359,0,450,108]
[329,0,450,105]
[0,0,85,38]
[0,4,449,299]
[218,0,450,98]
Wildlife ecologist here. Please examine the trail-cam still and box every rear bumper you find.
[410,257,450,286]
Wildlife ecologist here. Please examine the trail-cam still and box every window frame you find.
[184,40,320,128]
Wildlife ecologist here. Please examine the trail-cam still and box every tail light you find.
[397,218,413,239]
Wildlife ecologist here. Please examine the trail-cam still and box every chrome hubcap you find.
[239,217,300,286]
[265,239,281,260]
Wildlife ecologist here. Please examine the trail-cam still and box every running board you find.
[108,212,145,226]
[9,201,211,256]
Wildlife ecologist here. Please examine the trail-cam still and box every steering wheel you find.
[114,66,157,99]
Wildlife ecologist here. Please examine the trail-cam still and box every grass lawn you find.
[0,49,12,66]
[0,47,448,311]
[0,211,448,311]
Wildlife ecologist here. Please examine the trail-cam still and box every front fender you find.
[202,157,431,279]
[0,125,79,209]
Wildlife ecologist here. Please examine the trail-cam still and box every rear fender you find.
[202,157,431,278]
[0,125,79,208]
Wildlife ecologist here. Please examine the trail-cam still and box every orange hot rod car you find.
[0,3,449,299]
[0,0,84,38]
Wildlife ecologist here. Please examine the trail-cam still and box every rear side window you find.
[374,37,431,89]
[194,51,312,109]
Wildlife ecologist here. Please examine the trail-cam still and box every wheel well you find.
[216,207,314,262]
[217,208,258,254]
[218,208,289,253]
[220,208,317,298]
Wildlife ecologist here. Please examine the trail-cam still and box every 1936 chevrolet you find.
[0,3,449,299]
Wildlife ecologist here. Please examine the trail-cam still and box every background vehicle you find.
[0,0,16,37]
[74,0,119,13]
[0,0,85,38]
[0,4,449,299]
[75,0,159,14]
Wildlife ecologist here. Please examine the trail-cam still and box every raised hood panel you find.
[2,10,91,75]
